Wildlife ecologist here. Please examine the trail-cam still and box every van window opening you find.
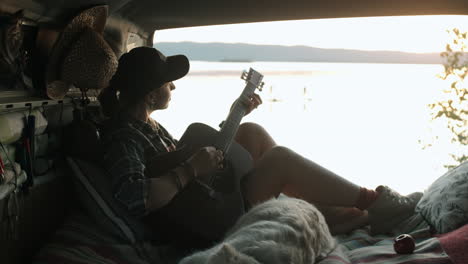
[150,16,468,195]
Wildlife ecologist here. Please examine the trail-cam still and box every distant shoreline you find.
[155,41,446,65]
[203,60,443,65]
[219,58,253,62]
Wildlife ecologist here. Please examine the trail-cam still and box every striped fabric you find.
[318,214,452,264]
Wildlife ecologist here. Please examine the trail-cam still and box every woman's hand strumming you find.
[187,146,224,179]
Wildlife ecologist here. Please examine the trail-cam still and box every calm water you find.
[153,61,455,194]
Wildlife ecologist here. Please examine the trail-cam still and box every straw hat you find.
[44,5,118,99]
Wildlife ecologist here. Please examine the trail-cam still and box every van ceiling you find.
[3,0,468,33]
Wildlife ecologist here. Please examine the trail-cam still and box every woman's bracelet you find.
[181,161,197,179]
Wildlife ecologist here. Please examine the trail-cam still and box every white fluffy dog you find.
[179,197,336,264]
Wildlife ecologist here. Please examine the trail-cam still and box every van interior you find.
[0,1,467,264]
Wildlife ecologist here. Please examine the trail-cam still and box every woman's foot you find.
[367,186,423,235]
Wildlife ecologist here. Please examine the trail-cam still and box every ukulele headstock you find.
[241,68,264,92]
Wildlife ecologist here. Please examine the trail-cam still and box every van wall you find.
[0,6,149,263]
[0,105,76,264]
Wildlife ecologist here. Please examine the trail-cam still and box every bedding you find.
[33,211,458,264]
[34,158,462,264]
[415,161,468,234]
[318,214,452,264]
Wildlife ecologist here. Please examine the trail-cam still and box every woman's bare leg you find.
[235,122,363,207]
[241,145,371,234]
[242,146,362,206]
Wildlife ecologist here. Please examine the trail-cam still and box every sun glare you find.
[154,15,468,53]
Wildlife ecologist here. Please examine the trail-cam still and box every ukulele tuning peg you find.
[241,70,248,80]
[258,82,265,91]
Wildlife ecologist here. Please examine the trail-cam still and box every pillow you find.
[67,157,149,243]
[416,161,468,234]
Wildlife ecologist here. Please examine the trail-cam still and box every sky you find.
[154,15,467,53]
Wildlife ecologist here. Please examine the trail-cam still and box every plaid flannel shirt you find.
[101,117,177,218]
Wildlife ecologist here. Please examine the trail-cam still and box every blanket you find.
[319,214,452,264]
[33,212,455,264]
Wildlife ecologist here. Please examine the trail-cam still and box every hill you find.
[154,42,442,64]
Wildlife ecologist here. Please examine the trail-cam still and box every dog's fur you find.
[179,197,336,264]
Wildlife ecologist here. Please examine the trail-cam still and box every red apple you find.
[393,234,415,254]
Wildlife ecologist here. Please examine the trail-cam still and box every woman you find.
[98,46,421,249]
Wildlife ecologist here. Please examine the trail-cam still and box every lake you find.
[152,61,456,195]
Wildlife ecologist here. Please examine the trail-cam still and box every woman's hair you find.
[97,83,120,117]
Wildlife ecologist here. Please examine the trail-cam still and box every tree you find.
[429,28,467,169]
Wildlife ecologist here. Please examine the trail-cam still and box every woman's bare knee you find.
[238,122,262,132]
[236,122,276,162]
[237,122,268,140]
